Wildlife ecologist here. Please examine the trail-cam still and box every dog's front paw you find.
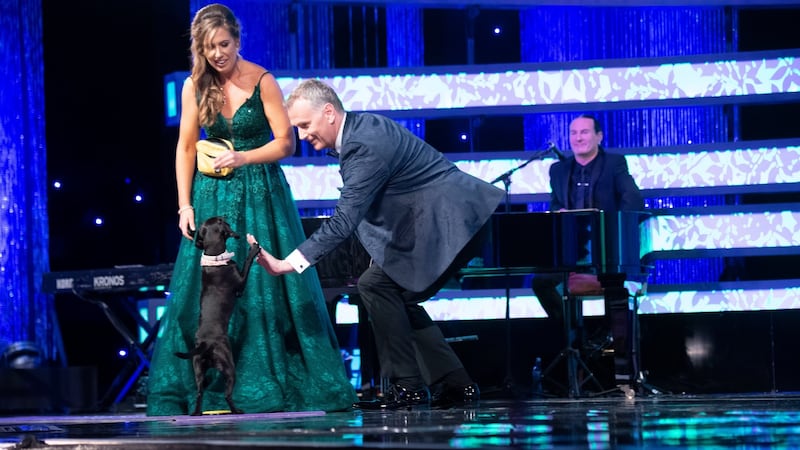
[247,242,261,258]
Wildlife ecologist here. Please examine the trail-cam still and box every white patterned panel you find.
[332,286,800,323]
[630,146,800,189]
[282,144,800,201]
[641,211,800,254]
[277,54,800,113]
[334,290,546,323]
[639,287,800,315]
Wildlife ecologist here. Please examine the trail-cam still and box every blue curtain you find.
[520,6,730,151]
[387,6,425,139]
[189,0,292,70]
[0,0,55,361]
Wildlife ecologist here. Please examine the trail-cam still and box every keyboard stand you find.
[540,273,605,398]
[72,290,159,411]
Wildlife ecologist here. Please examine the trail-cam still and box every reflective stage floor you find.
[3,393,800,449]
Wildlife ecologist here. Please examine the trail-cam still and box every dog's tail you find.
[174,342,210,359]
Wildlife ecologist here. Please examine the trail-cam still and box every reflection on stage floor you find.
[3,393,800,449]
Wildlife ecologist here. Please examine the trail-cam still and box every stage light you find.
[1,341,42,369]
[493,27,502,35]
[94,217,104,226]
[134,194,143,203]
[164,71,189,126]
[53,180,62,189]
[118,349,128,358]
[460,133,469,142]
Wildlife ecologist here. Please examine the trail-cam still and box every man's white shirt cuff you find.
[286,249,310,273]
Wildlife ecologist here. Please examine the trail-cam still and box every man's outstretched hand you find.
[246,234,294,276]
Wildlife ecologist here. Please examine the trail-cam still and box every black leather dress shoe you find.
[353,384,430,410]
[431,382,480,409]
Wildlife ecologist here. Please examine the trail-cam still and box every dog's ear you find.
[221,218,240,239]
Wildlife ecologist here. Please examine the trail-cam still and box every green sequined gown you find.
[146,74,357,416]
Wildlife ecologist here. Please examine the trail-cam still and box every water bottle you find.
[531,356,543,397]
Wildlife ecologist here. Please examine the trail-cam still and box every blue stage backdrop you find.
[12,2,783,363]
[185,1,740,287]
[520,6,733,284]
[0,0,55,361]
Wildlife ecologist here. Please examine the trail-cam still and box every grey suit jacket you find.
[297,112,505,292]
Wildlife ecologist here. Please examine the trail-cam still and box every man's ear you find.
[324,103,336,124]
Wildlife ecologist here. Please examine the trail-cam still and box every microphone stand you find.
[490,147,556,396]
[490,147,555,212]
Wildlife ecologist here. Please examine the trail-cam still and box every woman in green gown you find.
[146,3,357,416]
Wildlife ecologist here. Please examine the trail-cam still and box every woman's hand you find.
[178,207,196,240]
[213,149,245,170]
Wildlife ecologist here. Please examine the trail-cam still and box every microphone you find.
[547,142,568,162]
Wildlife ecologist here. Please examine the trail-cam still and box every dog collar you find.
[200,251,235,267]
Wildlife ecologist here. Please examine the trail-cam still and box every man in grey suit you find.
[249,79,504,410]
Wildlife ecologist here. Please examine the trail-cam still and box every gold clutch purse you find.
[196,137,234,178]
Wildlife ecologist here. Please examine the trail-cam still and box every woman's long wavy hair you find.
[189,4,241,127]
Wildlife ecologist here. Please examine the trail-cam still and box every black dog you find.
[175,216,260,416]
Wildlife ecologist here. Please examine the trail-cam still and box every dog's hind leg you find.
[190,355,208,416]
[223,376,243,414]
[216,345,243,414]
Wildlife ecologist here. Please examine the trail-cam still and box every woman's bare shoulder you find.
[238,59,270,84]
